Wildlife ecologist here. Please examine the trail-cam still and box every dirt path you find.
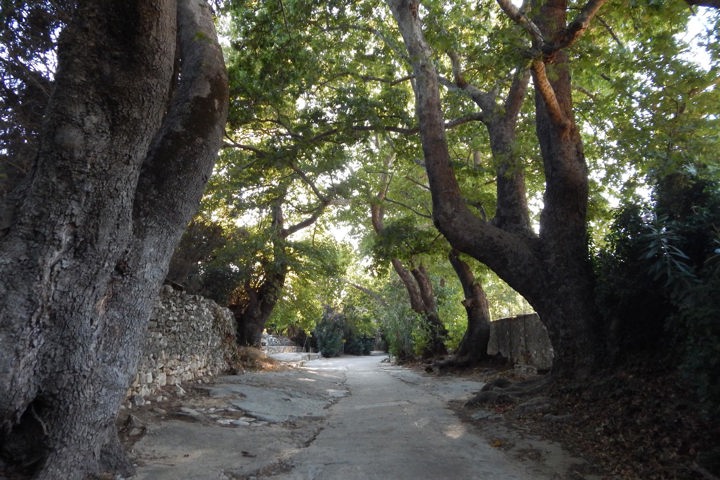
[125,354,598,479]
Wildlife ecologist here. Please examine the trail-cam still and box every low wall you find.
[127,286,238,406]
[488,313,553,371]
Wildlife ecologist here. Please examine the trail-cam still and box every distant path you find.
[129,354,593,479]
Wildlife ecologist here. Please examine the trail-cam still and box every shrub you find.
[594,170,720,415]
[380,303,422,362]
[314,306,345,357]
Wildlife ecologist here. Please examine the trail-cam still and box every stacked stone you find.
[487,313,554,371]
[126,285,237,406]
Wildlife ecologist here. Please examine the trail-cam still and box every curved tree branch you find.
[496,0,544,47]
[531,59,570,130]
[385,196,432,219]
[289,161,329,204]
[550,0,608,51]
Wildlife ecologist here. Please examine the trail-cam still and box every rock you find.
[514,364,538,375]
[465,390,516,407]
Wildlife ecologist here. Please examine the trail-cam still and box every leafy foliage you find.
[0,1,72,217]
[595,169,720,414]
[314,306,346,358]
[379,301,422,362]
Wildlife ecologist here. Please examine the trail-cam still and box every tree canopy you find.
[1,0,718,476]
[203,0,719,378]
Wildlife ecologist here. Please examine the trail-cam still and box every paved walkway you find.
[267,356,530,479]
[129,355,594,479]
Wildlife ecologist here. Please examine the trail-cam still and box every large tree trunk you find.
[525,0,604,378]
[0,2,228,478]
[448,249,491,365]
[231,267,287,347]
[387,0,605,379]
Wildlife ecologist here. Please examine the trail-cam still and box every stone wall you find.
[127,286,237,405]
[488,313,554,371]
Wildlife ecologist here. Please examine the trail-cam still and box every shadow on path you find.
[127,354,598,479]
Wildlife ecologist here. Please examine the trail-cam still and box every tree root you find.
[465,375,552,409]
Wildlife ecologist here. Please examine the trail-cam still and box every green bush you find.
[380,303,422,362]
[594,170,720,415]
[343,335,374,355]
[314,307,345,357]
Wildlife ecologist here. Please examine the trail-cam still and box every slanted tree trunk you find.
[231,193,332,346]
[387,0,606,379]
[370,158,447,358]
[0,2,228,478]
[410,264,448,357]
[448,249,491,365]
[231,266,288,347]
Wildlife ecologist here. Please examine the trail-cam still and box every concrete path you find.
[128,354,592,479]
[267,355,530,480]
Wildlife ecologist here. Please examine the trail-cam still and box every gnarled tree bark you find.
[0,1,228,478]
[447,249,492,366]
[387,0,605,378]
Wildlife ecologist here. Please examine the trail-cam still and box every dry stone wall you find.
[488,313,554,371]
[127,286,237,406]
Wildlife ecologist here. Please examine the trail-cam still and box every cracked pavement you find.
[126,354,596,479]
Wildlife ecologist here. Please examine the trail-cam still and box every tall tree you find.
[387,0,607,378]
[0,2,228,478]
[229,190,336,346]
[204,0,372,344]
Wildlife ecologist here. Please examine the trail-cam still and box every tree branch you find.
[443,51,496,114]
[595,15,624,49]
[289,162,329,204]
[222,135,265,155]
[385,196,432,219]
[282,202,329,237]
[684,0,720,8]
[405,175,431,192]
[551,0,608,51]
[344,280,389,307]
[531,59,570,129]
[495,0,544,47]
[502,68,531,125]
[445,112,488,129]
